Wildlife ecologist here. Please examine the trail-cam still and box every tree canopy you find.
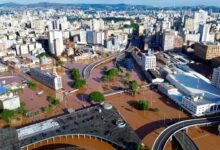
[70,68,81,80]
[137,100,149,110]
[129,80,139,93]
[89,91,105,103]
[1,109,15,123]
[17,102,28,115]
[74,79,86,88]
[27,81,37,90]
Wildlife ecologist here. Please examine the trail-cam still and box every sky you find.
[0,0,220,7]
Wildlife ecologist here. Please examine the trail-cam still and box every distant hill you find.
[0,2,219,12]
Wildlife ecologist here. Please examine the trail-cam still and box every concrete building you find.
[30,68,62,90]
[162,31,175,51]
[0,86,20,110]
[158,82,178,95]
[184,18,195,32]
[194,42,220,60]
[184,33,200,42]
[194,10,208,32]
[0,63,8,72]
[199,24,211,42]
[132,48,156,70]
[48,30,64,57]
[166,65,220,116]
[212,67,220,89]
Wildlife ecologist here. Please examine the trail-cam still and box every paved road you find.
[82,45,135,79]
[82,54,120,79]
[152,116,220,150]
[174,131,199,150]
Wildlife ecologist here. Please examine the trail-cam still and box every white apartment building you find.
[162,31,175,51]
[0,85,20,110]
[184,33,200,42]
[48,30,64,57]
[0,94,20,110]
[212,67,220,89]
[132,48,156,71]
[199,24,211,42]
[194,9,208,32]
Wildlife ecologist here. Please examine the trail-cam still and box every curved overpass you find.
[152,116,220,150]
[82,54,120,79]
[21,133,123,150]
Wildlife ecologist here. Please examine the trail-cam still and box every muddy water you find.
[22,135,117,150]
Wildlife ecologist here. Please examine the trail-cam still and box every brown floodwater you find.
[22,135,117,150]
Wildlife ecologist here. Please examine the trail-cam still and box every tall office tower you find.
[48,30,64,57]
[212,67,220,89]
[199,24,211,42]
[52,20,60,30]
[162,31,175,51]
[194,9,208,32]
[91,19,105,31]
[79,30,87,44]
[95,31,105,45]
[86,31,95,44]
[184,18,195,32]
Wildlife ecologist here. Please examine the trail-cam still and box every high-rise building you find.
[184,18,195,32]
[91,19,105,31]
[30,67,63,90]
[48,30,64,57]
[162,31,175,51]
[86,31,95,44]
[79,30,87,44]
[199,24,211,42]
[212,67,220,89]
[194,9,208,32]
[132,48,156,71]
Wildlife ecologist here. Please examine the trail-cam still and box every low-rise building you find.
[158,82,178,95]
[0,86,20,110]
[0,63,8,72]
[30,68,62,90]
[194,42,220,60]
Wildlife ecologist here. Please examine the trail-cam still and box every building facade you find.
[194,42,220,60]
[212,67,220,89]
[48,30,64,57]
[30,68,62,90]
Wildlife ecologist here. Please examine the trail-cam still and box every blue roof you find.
[0,85,7,94]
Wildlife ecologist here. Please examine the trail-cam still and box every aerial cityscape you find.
[1,0,220,150]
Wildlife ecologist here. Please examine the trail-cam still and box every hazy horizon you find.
[0,0,220,7]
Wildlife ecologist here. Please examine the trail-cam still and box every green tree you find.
[125,72,131,80]
[129,80,139,95]
[36,52,48,58]
[47,96,60,106]
[137,100,149,110]
[107,68,119,77]
[17,102,28,115]
[57,60,65,66]
[89,91,105,103]
[27,82,37,90]
[1,109,15,123]
[103,66,109,73]
[70,68,81,80]
[74,79,86,88]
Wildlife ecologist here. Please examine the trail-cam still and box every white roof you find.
[17,119,60,140]
[167,68,220,105]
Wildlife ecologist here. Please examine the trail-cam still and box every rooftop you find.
[18,105,141,150]
[166,65,220,105]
